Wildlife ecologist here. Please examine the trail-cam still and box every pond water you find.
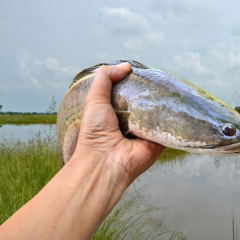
[0,124,56,141]
[1,124,240,239]
[126,153,240,239]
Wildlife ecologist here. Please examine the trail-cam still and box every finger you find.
[86,62,131,103]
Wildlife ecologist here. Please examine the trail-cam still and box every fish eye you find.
[222,124,236,137]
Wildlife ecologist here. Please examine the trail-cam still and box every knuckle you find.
[96,65,109,74]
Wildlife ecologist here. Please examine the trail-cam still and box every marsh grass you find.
[0,132,187,239]
[92,194,187,240]
[0,132,61,223]
[0,114,57,124]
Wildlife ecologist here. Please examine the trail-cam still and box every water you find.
[126,153,240,239]
[0,124,56,141]
[1,124,240,239]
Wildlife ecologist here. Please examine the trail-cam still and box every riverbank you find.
[0,114,57,124]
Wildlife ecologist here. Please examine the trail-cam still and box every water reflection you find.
[130,152,240,239]
[0,124,56,142]
[214,156,240,179]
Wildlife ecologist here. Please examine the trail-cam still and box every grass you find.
[92,194,187,240]
[0,131,61,223]
[0,131,187,239]
[233,209,239,240]
[159,148,188,161]
[0,114,57,124]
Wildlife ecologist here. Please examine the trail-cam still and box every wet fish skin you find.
[57,60,240,165]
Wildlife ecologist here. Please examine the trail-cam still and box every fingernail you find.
[117,62,131,68]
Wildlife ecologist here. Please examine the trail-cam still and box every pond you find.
[1,124,240,239]
[0,124,56,141]
[126,153,240,239]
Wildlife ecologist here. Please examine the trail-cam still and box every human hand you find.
[73,62,165,186]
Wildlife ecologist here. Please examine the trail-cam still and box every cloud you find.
[97,52,109,60]
[123,40,143,51]
[98,7,166,54]
[165,51,211,76]
[149,32,165,46]
[225,52,240,70]
[15,49,42,90]
[204,43,240,86]
[101,7,150,30]
[210,79,232,88]
[0,48,80,93]
[43,58,61,72]
[149,0,187,19]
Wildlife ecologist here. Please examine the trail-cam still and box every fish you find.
[57,60,240,165]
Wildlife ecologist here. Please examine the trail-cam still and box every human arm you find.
[0,63,165,240]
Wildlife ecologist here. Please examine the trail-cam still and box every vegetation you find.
[0,131,61,224]
[46,96,57,114]
[92,194,187,240]
[159,148,188,163]
[0,114,57,124]
[235,106,240,114]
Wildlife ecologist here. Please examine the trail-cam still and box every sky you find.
[0,0,240,112]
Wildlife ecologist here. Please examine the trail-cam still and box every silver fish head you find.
[191,100,240,155]
[172,79,240,155]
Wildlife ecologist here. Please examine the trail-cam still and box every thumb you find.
[86,62,131,103]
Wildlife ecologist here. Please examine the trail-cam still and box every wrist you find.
[69,150,129,212]
[71,148,130,188]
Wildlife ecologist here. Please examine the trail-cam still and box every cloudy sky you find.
[1,0,240,112]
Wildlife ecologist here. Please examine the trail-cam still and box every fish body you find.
[57,60,240,165]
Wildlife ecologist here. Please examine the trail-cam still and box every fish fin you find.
[70,60,149,88]
[115,110,130,135]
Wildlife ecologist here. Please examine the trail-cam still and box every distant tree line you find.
[0,111,57,115]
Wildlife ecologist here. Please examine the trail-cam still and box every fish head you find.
[127,81,240,155]
[156,87,240,155]
[196,104,240,155]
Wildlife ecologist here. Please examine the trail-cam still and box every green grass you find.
[0,133,61,223]
[0,114,57,124]
[92,194,187,240]
[160,148,188,161]
[0,133,187,239]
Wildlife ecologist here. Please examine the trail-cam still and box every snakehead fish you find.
[57,60,240,165]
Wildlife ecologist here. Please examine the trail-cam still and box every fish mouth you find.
[201,142,240,155]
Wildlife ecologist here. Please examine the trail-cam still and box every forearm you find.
[0,153,128,240]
